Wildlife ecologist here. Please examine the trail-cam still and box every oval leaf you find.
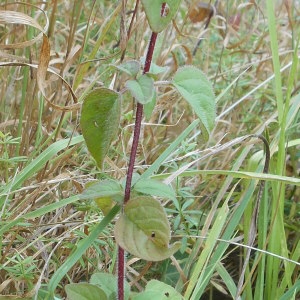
[82,179,123,200]
[65,283,107,300]
[140,57,169,75]
[112,60,141,77]
[82,179,123,215]
[80,88,121,168]
[172,66,215,141]
[133,179,176,201]
[114,196,181,261]
[125,74,154,104]
[141,0,181,33]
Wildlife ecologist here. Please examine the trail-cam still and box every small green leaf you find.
[132,280,183,300]
[90,273,130,300]
[132,292,165,300]
[114,196,181,261]
[65,283,107,300]
[134,179,176,201]
[140,57,169,75]
[94,196,114,215]
[126,74,155,104]
[146,280,183,299]
[82,180,123,201]
[172,66,216,141]
[82,180,123,215]
[112,60,141,77]
[141,0,181,33]
[80,88,121,168]
[144,89,156,120]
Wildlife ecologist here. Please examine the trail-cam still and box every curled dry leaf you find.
[0,7,79,111]
[188,2,215,23]
[0,8,47,49]
[36,35,80,112]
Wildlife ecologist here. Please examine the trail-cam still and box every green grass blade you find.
[47,204,120,297]
[191,177,260,297]
[216,262,237,298]
[140,119,199,180]
[152,169,300,187]
[73,3,121,90]
[254,186,268,300]
[266,0,283,122]
[0,135,84,207]
[184,187,230,299]
[279,280,300,300]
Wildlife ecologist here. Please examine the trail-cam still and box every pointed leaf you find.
[94,196,114,216]
[80,88,121,168]
[134,179,176,201]
[140,57,169,75]
[82,180,123,200]
[126,74,154,104]
[172,66,215,141]
[65,283,107,300]
[144,89,156,120]
[114,196,181,261]
[141,0,181,33]
[112,60,141,77]
[81,179,123,215]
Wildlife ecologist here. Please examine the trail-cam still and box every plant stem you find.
[117,3,165,298]
[123,32,158,204]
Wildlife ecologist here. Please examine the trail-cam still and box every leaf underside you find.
[115,196,181,261]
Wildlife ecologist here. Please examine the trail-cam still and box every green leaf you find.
[93,196,114,216]
[80,88,121,168]
[0,135,84,207]
[112,60,141,77]
[114,196,181,261]
[90,273,130,300]
[133,179,176,201]
[146,280,183,299]
[144,89,156,120]
[81,179,124,214]
[65,283,107,300]
[132,292,167,300]
[172,66,215,141]
[48,205,120,295]
[132,280,183,300]
[140,57,169,75]
[141,0,181,33]
[125,74,155,104]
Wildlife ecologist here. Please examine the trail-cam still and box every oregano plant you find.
[67,1,215,299]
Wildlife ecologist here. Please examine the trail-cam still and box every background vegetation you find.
[0,0,299,299]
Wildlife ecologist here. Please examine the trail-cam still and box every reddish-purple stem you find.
[118,4,166,300]
[123,32,158,203]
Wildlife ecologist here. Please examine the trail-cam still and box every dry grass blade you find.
[36,35,80,112]
[0,8,47,49]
